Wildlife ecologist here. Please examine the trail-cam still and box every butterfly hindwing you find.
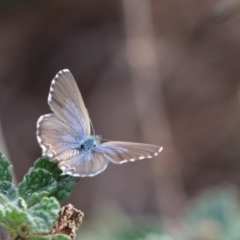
[58,150,109,177]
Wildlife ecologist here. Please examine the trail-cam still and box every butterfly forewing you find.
[37,113,80,158]
[48,69,91,137]
[100,142,163,164]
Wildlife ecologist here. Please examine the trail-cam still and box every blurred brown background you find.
[0,0,240,231]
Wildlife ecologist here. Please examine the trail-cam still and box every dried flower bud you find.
[50,204,84,239]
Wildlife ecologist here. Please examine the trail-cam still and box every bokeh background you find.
[1,0,240,239]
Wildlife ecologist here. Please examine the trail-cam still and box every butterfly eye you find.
[79,144,85,151]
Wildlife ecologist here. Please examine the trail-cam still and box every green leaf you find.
[15,197,27,209]
[34,157,61,180]
[50,175,80,203]
[0,204,9,228]
[0,181,17,202]
[26,234,71,240]
[0,152,12,182]
[18,169,57,207]
[5,202,33,232]
[34,157,80,202]
[28,197,60,233]
[28,192,50,207]
[0,198,60,238]
[184,185,240,240]
[6,204,28,225]
[0,194,8,205]
[186,186,240,227]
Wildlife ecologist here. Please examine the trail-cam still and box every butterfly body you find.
[37,69,163,177]
[78,135,100,152]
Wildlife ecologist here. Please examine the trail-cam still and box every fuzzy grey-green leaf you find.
[5,202,33,231]
[34,157,80,202]
[28,192,50,207]
[0,194,8,205]
[34,157,61,179]
[28,197,60,233]
[0,181,17,202]
[0,204,8,229]
[16,197,27,209]
[0,152,12,182]
[18,169,57,206]
[50,176,79,202]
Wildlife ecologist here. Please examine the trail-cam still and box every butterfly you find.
[36,69,163,177]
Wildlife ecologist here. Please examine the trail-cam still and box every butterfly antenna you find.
[101,138,112,143]
[90,119,96,136]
